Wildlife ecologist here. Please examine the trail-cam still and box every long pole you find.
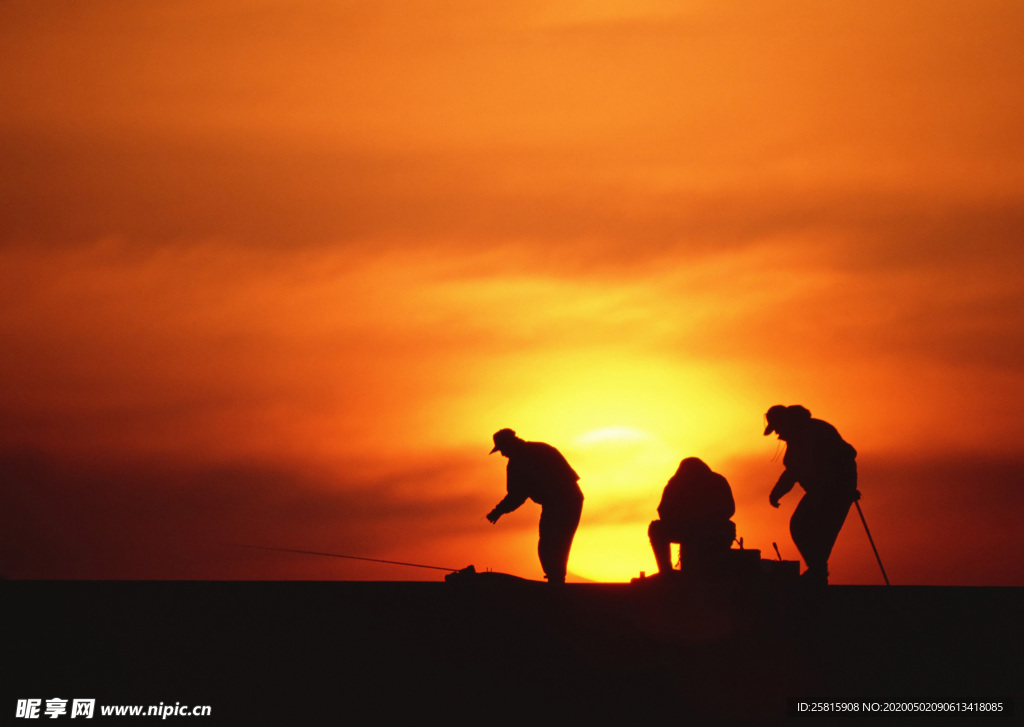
[228,543,462,572]
[854,500,890,586]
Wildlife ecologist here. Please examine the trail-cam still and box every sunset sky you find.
[3,0,1023,585]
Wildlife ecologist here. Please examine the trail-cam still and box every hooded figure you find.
[486,429,584,584]
[764,405,858,584]
[648,457,736,576]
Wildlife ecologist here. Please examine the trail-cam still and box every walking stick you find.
[853,494,890,586]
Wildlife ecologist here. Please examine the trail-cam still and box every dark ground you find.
[4,578,1020,725]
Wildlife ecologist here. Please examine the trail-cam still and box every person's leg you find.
[790,495,829,581]
[539,499,582,583]
[817,497,854,566]
[648,520,674,574]
[817,470,858,567]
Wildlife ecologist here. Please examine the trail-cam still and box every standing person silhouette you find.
[764,405,859,585]
[486,429,584,584]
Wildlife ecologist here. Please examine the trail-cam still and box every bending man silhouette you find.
[486,429,584,584]
[648,457,736,576]
[764,405,858,585]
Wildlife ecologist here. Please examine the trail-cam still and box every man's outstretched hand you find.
[486,509,501,524]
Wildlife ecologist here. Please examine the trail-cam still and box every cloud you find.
[3,212,1022,469]
[0,448,500,579]
[3,1,1022,264]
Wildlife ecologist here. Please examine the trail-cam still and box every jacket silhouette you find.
[486,429,584,584]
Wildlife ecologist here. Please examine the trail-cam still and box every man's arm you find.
[769,471,797,508]
[486,464,529,523]
[486,491,528,523]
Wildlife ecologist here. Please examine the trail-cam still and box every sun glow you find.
[571,523,660,583]
[460,352,767,583]
[565,425,676,582]
[576,425,649,446]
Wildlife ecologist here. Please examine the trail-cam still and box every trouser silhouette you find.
[791,492,854,576]
[648,519,737,575]
[538,496,583,583]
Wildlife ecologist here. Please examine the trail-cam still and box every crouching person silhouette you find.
[648,457,736,577]
[486,428,584,584]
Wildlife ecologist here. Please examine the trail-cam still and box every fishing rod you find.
[228,543,465,573]
[852,493,890,586]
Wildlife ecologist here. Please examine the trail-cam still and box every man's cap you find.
[489,428,517,454]
[763,405,789,436]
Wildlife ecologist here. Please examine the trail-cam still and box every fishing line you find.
[227,543,461,572]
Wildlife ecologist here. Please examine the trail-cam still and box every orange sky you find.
[2,0,1023,584]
